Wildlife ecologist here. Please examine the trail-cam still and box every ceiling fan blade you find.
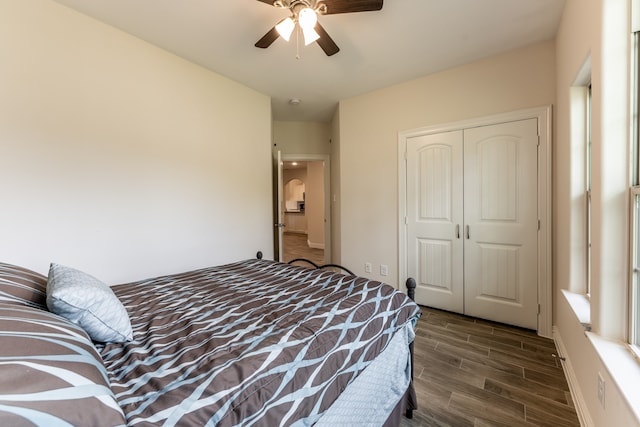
[256,0,276,5]
[255,26,280,49]
[321,0,383,15]
[314,23,339,56]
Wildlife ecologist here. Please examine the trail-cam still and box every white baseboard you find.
[307,240,325,250]
[553,326,593,427]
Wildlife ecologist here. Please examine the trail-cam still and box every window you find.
[631,190,640,354]
[635,32,640,184]
[586,83,592,296]
[569,59,592,297]
[630,31,640,355]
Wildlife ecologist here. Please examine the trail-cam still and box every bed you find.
[0,256,420,426]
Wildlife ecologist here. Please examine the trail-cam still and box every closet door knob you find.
[456,224,460,239]
[466,225,470,239]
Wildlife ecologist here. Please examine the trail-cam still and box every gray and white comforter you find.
[99,259,421,426]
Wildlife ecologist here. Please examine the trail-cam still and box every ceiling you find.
[52,0,566,123]
[283,161,308,170]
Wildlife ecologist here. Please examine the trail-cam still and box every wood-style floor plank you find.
[282,232,324,265]
[400,307,580,427]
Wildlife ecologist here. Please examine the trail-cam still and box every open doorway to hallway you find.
[278,155,330,264]
[282,232,324,265]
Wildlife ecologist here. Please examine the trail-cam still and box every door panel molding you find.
[463,119,538,329]
[398,106,552,337]
[407,130,464,312]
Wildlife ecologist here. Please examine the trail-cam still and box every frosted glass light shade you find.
[302,26,320,45]
[276,17,295,41]
[298,8,317,30]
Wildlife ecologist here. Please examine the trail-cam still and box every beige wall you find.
[330,109,342,264]
[306,161,325,248]
[273,121,332,155]
[0,0,272,283]
[336,40,556,284]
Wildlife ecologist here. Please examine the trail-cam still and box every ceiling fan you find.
[255,0,383,56]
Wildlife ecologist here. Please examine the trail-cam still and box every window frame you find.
[630,189,640,357]
[630,31,640,355]
[635,32,640,185]
[586,83,592,297]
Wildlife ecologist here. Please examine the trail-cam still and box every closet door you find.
[406,131,464,311]
[463,119,539,329]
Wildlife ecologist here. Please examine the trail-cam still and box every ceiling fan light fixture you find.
[275,17,295,41]
[256,0,378,56]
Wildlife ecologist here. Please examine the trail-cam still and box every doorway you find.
[406,119,538,329]
[398,106,552,336]
[275,154,331,265]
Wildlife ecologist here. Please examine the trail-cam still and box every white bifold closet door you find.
[407,119,538,329]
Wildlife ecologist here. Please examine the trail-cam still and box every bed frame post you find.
[406,277,416,301]
[405,277,417,419]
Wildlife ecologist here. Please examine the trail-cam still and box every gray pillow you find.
[46,263,133,343]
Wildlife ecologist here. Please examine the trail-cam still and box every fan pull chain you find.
[296,26,301,59]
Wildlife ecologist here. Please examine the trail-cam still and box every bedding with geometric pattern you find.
[100,259,420,426]
[0,259,420,426]
[0,302,126,426]
[0,262,48,310]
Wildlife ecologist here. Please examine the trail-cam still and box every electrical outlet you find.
[597,372,605,408]
[364,262,372,273]
[380,264,388,276]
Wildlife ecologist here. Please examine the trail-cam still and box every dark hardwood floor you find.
[400,307,580,427]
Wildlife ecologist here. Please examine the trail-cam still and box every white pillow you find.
[46,263,133,343]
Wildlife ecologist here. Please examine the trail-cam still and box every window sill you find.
[562,289,640,423]
[586,332,640,423]
[561,289,592,331]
